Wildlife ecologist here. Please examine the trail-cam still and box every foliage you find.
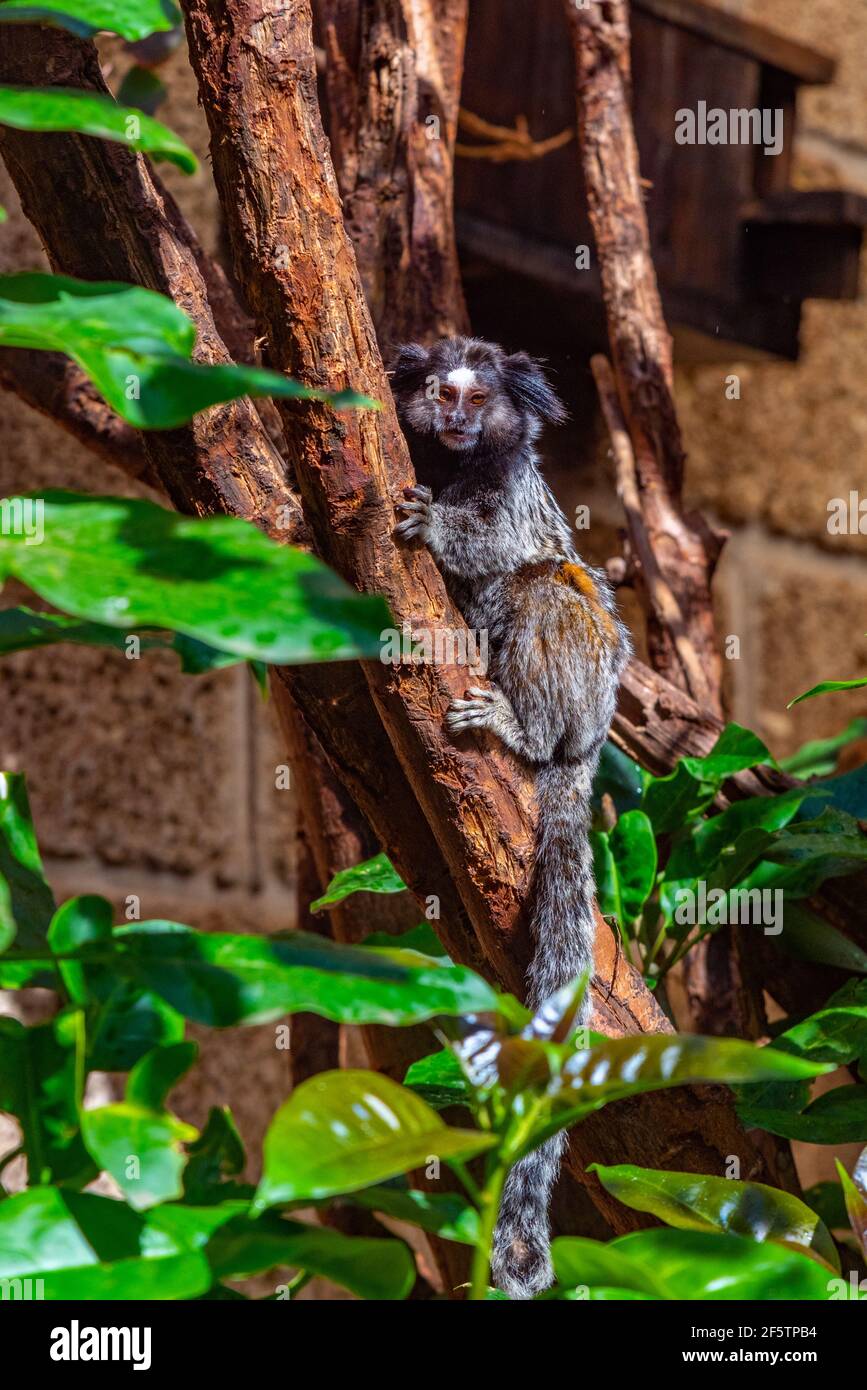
[0,85,196,172]
[0,781,841,1298]
[0,273,376,428]
[0,492,391,666]
[0,0,180,42]
[591,723,867,988]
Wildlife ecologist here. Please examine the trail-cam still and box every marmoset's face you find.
[390,336,567,458]
[399,352,521,454]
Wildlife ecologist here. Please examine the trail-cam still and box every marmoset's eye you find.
[439,385,456,403]
[470,392,487,406]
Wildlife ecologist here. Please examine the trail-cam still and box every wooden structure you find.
[455,0,867,358]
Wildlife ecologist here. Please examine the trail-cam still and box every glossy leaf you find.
[0,492,390,666]
[522,1034,829,1156]
[780,719,867,779]
[836,1155,867,1258]
[403,1047,475,1111]
[81,1103,197,1211]
[48,893,112,1004]
[344,1184,481,1244]
[641,762,716,835]
[592,809,657,926]
[310,852,406,913]
[254,1070,496,1209]
[588,1163,839,1271]
[0,0,181,42]
[665,788,810,882]
[771,978,867,1068]
[739,1084,867,1144]
[0,85,196,172]
[362,921,448,957]
[88,980,185,1072]
[205,1213,415,1299]
[0,1187,217,1299]
[0,769,55,962]
[552,1229,833,1300]
[774,901,867,975]
[105,922,497,1027]
[0,274,375,428]
[0,606,247,675]
[183,1107,248,1203]
[682,724,773,781]
[126,1040,197,1109]
[592,742,647,815]
[789,677,867,708]
[0,1016,94,1187]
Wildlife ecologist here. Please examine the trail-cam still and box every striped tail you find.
[491,758,597,1299]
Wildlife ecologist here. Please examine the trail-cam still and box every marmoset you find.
[391,336,631,1300]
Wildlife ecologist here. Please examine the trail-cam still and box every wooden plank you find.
[634,0,836,84]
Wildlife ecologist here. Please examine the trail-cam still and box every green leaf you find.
[641,762,716,835]
[0,1016,94,1187]
[799,765,867,821]
[104,922,498,1027]
[362,921,448,957]
[0,769,55,962]
[343,1184,481,1245]
[81,1045,198,1213]
[552,1229,833,1300]
[789,677,867,708]
[183,1107,248,1204]
[780,718,867,779]
[254,1070,496,1209]
[682,724,773,781]
[0,492,391,666]
[0,274,376,428]
[205,1212,415,1300]
[522,1033,829,1156]
[88,981,185,1072]
[739,1084,867,1144]
[403,1048,475,1111]
[802,1181,849,1232]
[592,809,657,927]
[666,788,810,882]
[588,1163,839,1271]
[0,605,248,675]
[48,893,113,1004]
[0,0,181,42]
[837,1151,867,1257]
[310,852,406,913]
[0,86,196,173]
[126,1040,197,1109]
[0,1187,219,1299]
[592,742,647,815]
[773,901,867,975]
[771,978,867,1067]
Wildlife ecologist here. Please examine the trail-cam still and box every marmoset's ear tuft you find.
[388,343,431,396]
[502,352,568,425]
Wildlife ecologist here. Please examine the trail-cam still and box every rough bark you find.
[563,0,724,712]
[0,25,299,538]
[180,0,798,1201]
[318,0,470,345]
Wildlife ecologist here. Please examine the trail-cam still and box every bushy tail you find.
[492,758,597,1299]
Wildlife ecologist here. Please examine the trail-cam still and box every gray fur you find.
[392,337,631,1298]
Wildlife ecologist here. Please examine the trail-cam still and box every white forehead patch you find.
[447,367,477,389]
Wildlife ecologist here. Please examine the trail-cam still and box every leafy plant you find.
[0,85,196,172]
[0,274,376,428]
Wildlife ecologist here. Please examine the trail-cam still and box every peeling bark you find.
[318,0,470,344]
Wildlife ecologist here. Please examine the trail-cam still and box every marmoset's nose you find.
[451,407,468,428]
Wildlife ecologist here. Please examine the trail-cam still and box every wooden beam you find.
[634,0,836,85]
